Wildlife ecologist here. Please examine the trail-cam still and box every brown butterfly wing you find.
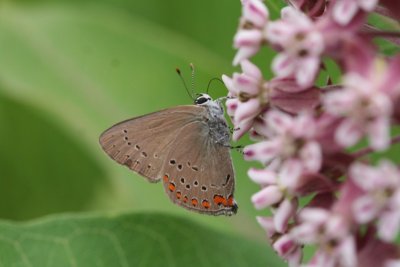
[99,105,208,182]
[160,120,237,216]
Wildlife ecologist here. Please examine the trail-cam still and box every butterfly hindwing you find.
[160,119,237,215]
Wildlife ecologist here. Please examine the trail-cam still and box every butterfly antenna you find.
[190,63,196,97]
[206,77,224,94]
[176,68,194,100]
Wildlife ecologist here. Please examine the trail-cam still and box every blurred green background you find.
[0,0,286,266]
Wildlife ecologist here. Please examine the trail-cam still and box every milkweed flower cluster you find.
[223,0,400,266]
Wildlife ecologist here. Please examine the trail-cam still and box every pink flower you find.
[332,0,378,26]
[222,60,267,140]
[244,110,322,173]
[267,7,324,87]
[350,161,400,241]
[223,61,321,140]
[323,67,394,151]
[233,0,269,65]
[291,208,357,267]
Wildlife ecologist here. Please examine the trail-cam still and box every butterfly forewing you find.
[160,119,237,215]
[99,106,207,182]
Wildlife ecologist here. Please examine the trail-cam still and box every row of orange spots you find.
[163,174,231,210]
[213,195,235,207]
[174,190,210,209]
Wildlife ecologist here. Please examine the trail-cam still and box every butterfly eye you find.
[195,96,209,105]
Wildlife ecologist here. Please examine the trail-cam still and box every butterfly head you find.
[194,93,212,105]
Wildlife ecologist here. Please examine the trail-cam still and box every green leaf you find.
[0,212,284,267]
[0,93,110,220]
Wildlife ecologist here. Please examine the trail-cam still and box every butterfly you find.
[99,93,238,216]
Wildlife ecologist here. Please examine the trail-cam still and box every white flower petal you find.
[295,57,319,87]
[251,185,283,209]
[367,117,390,151]
[272,53,295,78]
[248,168,277,185]
[335,118,363,148]
[332,0,359,26]
[353,195,380,223]
[378,210,400,241]
[300,141,322,173]
[274,198,298,233]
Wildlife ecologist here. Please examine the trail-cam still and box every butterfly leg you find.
[231,145,244,154]
[229,127,240,134]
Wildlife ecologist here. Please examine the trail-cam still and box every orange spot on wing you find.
[163,175,169,183]
[202,200,211,209]
[227,195,234,207]
[176,191,182,199]
[191,198,198,206]
[213,195,227,206]
[168,182,175,192]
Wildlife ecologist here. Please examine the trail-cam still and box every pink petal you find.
[233,46,260,66]
[290,223,319,244]
[273,234,297,258]
[256,216,276,237]
[378,210,400,242]
[332,0,359,26]
[226,98,239,117]
[323,90,357,115]
[295,56,320,87]
[266,109,293,133]
[234,29,263,47]
[221,74,237,95]
[244,139,282,163]
[274,198,298,233]
[234,98,261,123]
[291,113,316,138]
[338,236,357,267]
[267,21,293,45]
[325,215,348,240]
[287,248,302,267]
[367,117,390,151]
[385,260,400,267]
[272,53,295,78]
[232,119,253,141]
[298,208,330,224]
[300,141,322,172]
[335,118,363,148]
[243,0,269,28]
[241,59,262,80]
[306,31,324,56]
[280,159,303,191]
[251,185,283,209]
[353,195,380,223]
[233,73,259,95]
[281,6,311,28]
[248,168,277,185]
[358,0,378,11]
[350,162,381,191]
